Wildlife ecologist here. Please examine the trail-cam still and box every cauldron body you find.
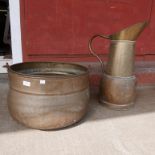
[7,62,90,130]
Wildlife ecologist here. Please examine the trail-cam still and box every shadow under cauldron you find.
[0,81,27,133]
[1,79,155,133]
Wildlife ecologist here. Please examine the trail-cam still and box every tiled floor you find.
[1,80,155,155]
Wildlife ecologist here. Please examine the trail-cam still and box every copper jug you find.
[89,21,148,76]
[89,21,148,110]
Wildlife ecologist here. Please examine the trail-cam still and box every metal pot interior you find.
[9,62,88,77]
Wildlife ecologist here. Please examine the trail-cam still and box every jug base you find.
[100,98,135,110]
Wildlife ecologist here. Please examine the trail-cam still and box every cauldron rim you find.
[8,61,89,79]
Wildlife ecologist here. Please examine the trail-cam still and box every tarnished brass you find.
[88,21,148,73]
[7,62,90,130]
[105,40,135,76]
[89,21,147,110]
[109,21,148,41]
[100,73,136,110]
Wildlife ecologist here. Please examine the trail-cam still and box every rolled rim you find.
[8,61,89,79]
[103,73,136,79]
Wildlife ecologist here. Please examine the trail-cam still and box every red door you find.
[20,0,155,62]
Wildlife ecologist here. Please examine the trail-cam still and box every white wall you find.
[9,0,23,64]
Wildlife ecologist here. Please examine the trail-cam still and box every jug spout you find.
[109,21,148,41]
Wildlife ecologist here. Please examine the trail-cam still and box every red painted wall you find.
[20,0,155,62]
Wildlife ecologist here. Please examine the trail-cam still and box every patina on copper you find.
[7,62,90,130]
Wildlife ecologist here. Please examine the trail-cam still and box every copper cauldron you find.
[7,62,90,130]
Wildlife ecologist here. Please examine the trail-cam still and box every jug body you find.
[105,40,135,77]
[100,73,136,110]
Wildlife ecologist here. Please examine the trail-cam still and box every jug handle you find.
[88,34,110,72]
